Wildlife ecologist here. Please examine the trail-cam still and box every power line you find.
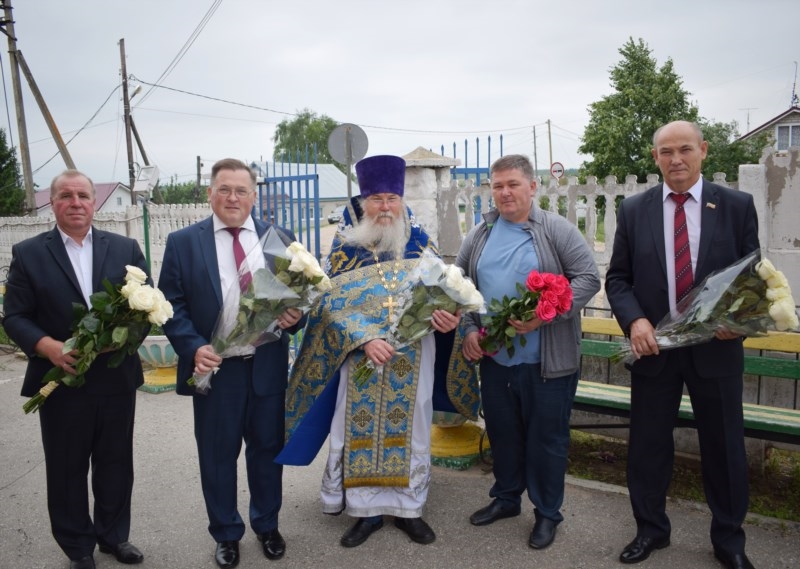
[134,0,223,107]
[131,77,543,136]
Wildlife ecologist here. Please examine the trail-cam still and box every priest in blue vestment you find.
[278,155,479,548]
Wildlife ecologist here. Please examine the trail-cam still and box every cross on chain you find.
[382,295,398,320]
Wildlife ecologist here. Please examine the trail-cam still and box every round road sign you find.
[550,162,565,179]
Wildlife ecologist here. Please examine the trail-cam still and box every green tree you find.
[157,177,200,204]
[272,109,341,171]
[579,38,698,182]
[698,119,772,182]
[0,128,25,216]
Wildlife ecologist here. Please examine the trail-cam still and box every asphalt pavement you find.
[1,349,798,569]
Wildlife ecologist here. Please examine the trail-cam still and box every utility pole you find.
[532,126,539,177]
[16,51,75,170]
[195,155,203,203]
[547,119,553,170]
[119,38,136,204]
[2,0,36,214]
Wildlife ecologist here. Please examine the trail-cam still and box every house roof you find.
[35,182,131,211]
[738,106,800,141]
[255,162,354,200]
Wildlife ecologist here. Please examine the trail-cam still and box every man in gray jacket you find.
[456,154,600,550]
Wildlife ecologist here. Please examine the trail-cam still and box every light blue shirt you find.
[476,216,540,366]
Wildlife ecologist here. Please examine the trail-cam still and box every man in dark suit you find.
[159,158,301,568]
[4,170,148,569]
[605,121,759,569]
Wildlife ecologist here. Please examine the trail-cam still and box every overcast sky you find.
[4,0,799,190]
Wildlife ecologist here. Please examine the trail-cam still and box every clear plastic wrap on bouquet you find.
[612,250,800,363]
[352,248,485,386]
[191,227,330,393]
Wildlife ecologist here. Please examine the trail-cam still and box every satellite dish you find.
[328,123,368,199]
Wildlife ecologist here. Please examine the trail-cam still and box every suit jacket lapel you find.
[696,181,719,280]
[44,227,85,302]
[198,218,223,306]
[646,185,668,281]
[91,227,109,291]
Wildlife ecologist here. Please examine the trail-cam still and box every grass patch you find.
[568,430,800,522]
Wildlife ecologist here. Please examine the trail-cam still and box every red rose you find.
[526,270,545,291]
[557,289,573,313]
[541,290,559,306]
[536,300,558,322]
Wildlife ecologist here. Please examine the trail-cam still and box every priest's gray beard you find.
[345,208,408,259]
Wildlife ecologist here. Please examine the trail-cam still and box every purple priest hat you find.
[355,155,406,197]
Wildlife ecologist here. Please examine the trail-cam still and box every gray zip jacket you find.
[455,205,601,379]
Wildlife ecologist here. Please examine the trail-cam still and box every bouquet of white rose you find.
[190,227,331,393]
[611,251,799,364]
[23,265,173,413]
[352,248,485,386]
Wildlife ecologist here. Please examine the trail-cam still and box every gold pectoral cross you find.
[382,295,397,320]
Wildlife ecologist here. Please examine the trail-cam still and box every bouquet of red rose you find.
[479,270,573,358]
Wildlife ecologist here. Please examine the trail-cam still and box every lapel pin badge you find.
[706,202,716,209]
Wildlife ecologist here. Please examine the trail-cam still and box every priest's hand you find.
[364,339,395,366]
[431,309,460,333]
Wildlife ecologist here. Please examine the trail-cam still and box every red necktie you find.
[670,193,693,303]
[225,227,252,291]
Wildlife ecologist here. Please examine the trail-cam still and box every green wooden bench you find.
[574,316,800,445]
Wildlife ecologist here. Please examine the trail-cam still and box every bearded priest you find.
[277,155,479,548]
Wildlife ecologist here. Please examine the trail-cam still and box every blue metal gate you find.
[255,150,322,261]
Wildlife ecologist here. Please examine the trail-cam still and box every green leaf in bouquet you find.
[61,372,85,388]
[90,291,113,312]
[42,366,63,383]
[112,325,129,345]
[81,314,101,334]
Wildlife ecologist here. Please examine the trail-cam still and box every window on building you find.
[776,124,800,150]
[117,197,123,206]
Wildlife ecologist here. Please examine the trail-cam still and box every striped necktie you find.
[225,227,252,291]
[670,193,693,304]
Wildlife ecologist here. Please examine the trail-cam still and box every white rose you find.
[317,275,332,291]
[766,272,789,289]
[766,286,792,302]
[148,301,173,325]
[120,280,141,299]
[769,297,798,326]
[125,265,148,285]
[127,285,160,312]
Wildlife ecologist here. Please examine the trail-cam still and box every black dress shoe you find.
[340,517,384,547]
[714,549,755,569]
[394,517,436,544]
[70,556,95,569]
[469,499,521,526]
[257,529,286,560]
[620,535,670,564]
[528,517,558,549]
[98,541,144,564]
[214,541,240,569]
